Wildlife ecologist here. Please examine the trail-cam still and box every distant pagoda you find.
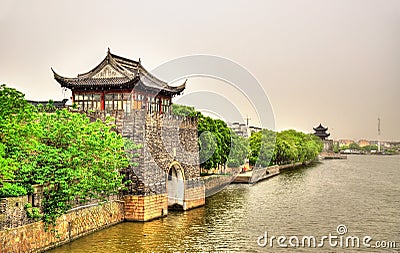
[313,123,330,140]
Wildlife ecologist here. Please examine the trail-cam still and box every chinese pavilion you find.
[52,49,185,114]
[313,123,330,140]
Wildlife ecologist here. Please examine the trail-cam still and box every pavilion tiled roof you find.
[52,49,185,96]
[313,123,330,139]
[313,123,328,132]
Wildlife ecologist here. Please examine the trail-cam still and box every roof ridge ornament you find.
[136,57,141,76]
[106,47,112,64]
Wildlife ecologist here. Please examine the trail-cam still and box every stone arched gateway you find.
[104,110,206,221]
[167,161,185,209]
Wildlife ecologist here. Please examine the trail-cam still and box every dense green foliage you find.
[0,84,133,225]
[173,102,323,171]
[0,182,28,197]
[349,142,361,150]
[250,129,323,166]
[172,104,195,116]
[24,203,42,220]
[273,130,323,165]
[189,111,249,170]
[361,145,378,152]
[339,143,378,152]
[249,129,276,167]
[173,103,250,169]
[227,133,249,167]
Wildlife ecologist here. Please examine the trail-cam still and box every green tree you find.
[361,145,378,152]
[333,142,340,153]
[0,84,135,225]
[249,129,276,167]
[172,104,195,116]
[349,142,361,150]
[227,132,249,167]
[191,111,241,171]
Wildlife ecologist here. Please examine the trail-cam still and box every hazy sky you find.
[0,0,399,141]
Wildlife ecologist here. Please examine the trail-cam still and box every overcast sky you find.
[0,0,399,141]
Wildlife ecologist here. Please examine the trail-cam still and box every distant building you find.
[228,122,249,138]
[358,139,370,147]
[27,99,69,109]
[313,123,330,140]
[338,139,355,146]
[249,126,262,134]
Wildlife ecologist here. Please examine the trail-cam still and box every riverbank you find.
[319,152,347,159]
[232,160,315,184]
[46,155,400,252]
[0,200,124,253]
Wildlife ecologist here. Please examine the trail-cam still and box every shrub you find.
[0,183,28,197]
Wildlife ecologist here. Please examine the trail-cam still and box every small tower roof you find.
[313,123,328,132]
[313,123,330,140]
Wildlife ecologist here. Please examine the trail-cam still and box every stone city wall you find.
[89,110,201,196]
[0,201,124,253]
[123,194,168,222]
[0,196,32,230]
[184,179,205,210]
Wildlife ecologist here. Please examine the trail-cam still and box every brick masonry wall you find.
[0,201,124,253]
[123,194,167,221]
[184,181,205,210]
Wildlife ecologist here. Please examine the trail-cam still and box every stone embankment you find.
[0,200,124,253]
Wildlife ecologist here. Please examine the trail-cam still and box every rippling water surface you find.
[48,155,400,252]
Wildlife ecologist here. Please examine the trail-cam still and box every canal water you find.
[48,155,400,252]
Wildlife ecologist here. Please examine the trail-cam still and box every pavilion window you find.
[152,98,160,113]
[74,93,101,111]
[105,94,113,112]
[147,97,160,114]
[147,97,152,113]
[116,94,123,110]
[105,93,132,113]
[122,93,132,114]
[161,98,170,114]
[133,93,145,110]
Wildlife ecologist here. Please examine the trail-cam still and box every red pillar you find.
[101,92,105,110]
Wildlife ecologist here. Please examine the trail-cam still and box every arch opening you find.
[167,163,185,210]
